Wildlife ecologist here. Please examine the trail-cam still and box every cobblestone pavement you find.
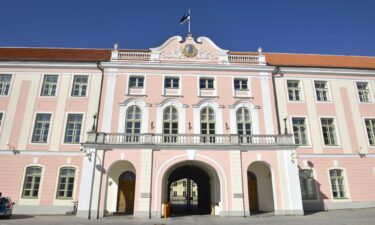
[1,208,375,225]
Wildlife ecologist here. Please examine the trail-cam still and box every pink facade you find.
[0,35,374,218]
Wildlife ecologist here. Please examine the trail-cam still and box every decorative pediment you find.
[149,35,230,64]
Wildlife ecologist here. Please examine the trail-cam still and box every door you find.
[248,171,259,212]
[117,171,136,214]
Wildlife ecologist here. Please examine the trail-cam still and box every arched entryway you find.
[116,171,136,214]
[161,161,221,216]
[247,161,275,214]
[105,160,136,215]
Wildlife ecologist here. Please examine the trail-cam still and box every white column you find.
[134,149,153,218]
[276,149,304,215]
[229,150,245,216]
[77,149,105,219]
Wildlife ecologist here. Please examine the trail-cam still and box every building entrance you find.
[116,171,135,214]
[167,165,211,215]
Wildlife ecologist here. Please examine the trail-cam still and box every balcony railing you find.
[85,133,294,147]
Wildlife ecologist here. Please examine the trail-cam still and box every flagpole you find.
[188,9,191,34]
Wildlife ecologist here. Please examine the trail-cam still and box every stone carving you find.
[162,46,219,60]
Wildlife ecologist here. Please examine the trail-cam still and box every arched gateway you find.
[161,161,221,216]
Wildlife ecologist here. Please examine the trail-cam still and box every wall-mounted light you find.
[225,123,230,131]
[151,122,155,130]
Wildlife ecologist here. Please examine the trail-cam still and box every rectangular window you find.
[71,75,88,97]
[56,167,75,199]
[0,112,3,128]
[129,77,144,88]
[330,169,347,199]
[64,114,83,144]
[41,75,58,96]
[292,117,308,145]
[22,166,42,198]
[32,113,52,143]
[165,77,179,88]
[299,169,317,200]
[0,74,12,95]
[315,81,329,101]
[357,82,371,103]
[234,79,248,90]
[287,80,302,101]
[365,119,375,146]
[199,78,214,89]
[321,118,337,146]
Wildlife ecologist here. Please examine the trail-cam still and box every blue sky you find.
[1,0,374,56]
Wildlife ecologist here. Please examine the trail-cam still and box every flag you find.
[180,11,190,25]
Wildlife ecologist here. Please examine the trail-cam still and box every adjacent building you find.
[0,35,374,218]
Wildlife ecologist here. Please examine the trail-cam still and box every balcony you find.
[84,133,294,149]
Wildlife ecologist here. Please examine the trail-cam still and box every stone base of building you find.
[303,201,375,211]
[274,209,304,215]
[13,205,73,215]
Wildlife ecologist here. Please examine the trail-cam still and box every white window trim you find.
[155,98,187,134]
[53,165,79,206]
[192,99,224,134]
[229,100,259,135]
[162,74,182,96]
[232,77,252,98]
[68,74,91,98]
[289,115,312,148]
[118,98,150,133]
[126,74,147,96]
[29,112,54,145]
[18,164,45,205]
[319,116,341,148]
[61,112,86,145]
[327,167,351,202]
[362,117,375,149]
[0,111,5,135]
[313,80,333,103]
[197,75,217,97]
[355,80,374,104]
[0,73,15,97]
[299,167,320,202]
[39,74,60,98]
[285,79,305,103]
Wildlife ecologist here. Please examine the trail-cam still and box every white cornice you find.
[102,61,274,72]
[0,150,84,156]
[279,67,375,76]
[0,61,99,69]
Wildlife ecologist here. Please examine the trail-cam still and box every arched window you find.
[125,106,141,142]
[200,107,215,143]
[22,166,42,198]
[329,169,347,199]
[163,106,178,143]
[236,107,251,143]
[56,167,76,199]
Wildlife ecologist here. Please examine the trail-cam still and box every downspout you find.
[88,61,105,219]
[271,66,282,134]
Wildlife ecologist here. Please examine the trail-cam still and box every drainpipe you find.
[88,61,105,219]
[271,66,283,135]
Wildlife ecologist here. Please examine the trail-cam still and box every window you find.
[173,191,177,196]
[321,118,337,146]
[287,80,302,101]
[41,75,58,96]
[129,77,144,88]
[292,117,308,145]
[200,107,215,143]
[32,113,52,143]
[165,77,179,88]
[315,81,329,101]
[299,169,317,200]
[22,166,42,198]
[125,106,141,142]
[192,191,196,197]
[357,82,371,103]
[173,182,177,187]
[236,107,251,143]
[0,74,12,95]
[234,79,248,90]
[64,114,83,144]
[163,106,178,142]
[71,75,88,97]
[199,78,214,89]
[56,167,75,199]
[365,119,375,146]
[0,112,3,128]
[329,169,347,199]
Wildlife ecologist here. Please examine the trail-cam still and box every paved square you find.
[1,208,375,225]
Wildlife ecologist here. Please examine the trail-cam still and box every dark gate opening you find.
[167,165,211,215]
